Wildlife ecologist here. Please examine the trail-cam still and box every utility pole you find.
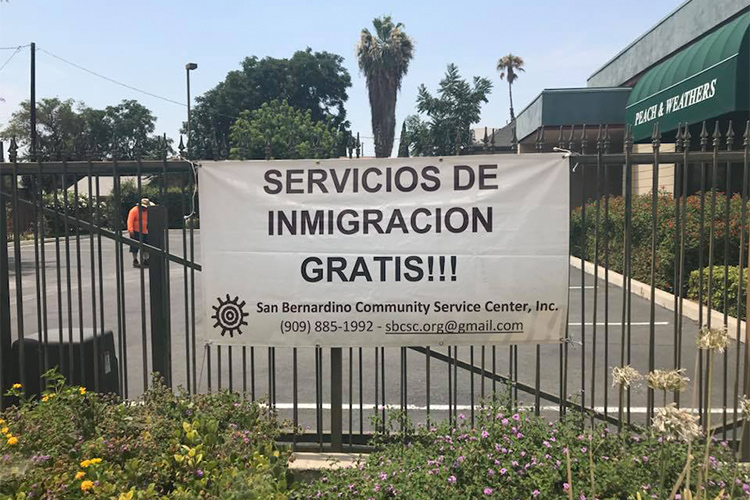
[30,42,36,161]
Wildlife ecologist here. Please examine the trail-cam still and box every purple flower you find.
[499,468,507,475]
[481,430,489,439]
[195,469,204,478]
[564,483,570,491]
[501,418,509,426]
[483,488,494,495]
[512,413,520,421]
[448,475,457,484]
[380,472,387,481]
[533,490,540,497]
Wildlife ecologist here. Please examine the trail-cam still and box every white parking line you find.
[569,286,595,289]
[569,321,669,326]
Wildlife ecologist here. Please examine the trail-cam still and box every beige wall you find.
[631,143,676,195]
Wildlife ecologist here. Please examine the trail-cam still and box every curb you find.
[570,256,746,343]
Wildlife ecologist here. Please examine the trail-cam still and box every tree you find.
[0,98,170,161]
[229,100,341,160]
[356,16,414,158]
[1,98,86,160]
[403,64,492,156]
[496,53,524,122]
[187,49,352,159]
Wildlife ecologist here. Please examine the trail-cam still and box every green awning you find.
[626,11,749,141]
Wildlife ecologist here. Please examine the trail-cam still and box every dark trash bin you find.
[11,329,120,398]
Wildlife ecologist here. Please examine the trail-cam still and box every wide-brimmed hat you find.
[140,198,155,207]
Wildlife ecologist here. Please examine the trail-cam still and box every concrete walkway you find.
[288,453,361,471]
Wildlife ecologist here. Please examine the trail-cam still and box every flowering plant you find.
[0,371,291,499]
[294,403,743,499]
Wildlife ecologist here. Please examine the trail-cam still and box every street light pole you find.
[30,42,36,161]
[185,63,197,159]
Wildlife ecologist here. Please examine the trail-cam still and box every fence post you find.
[331,347,343,451]
[148,205,171,387]
[0,174,10,409]
[742,227,750,461]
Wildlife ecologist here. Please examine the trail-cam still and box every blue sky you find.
[0,0,683,153]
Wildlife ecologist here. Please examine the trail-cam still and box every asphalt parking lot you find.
[6,231,745,434]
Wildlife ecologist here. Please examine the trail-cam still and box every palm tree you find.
[356,16,414,158]
[496,54,525,122]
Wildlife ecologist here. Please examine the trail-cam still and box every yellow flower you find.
[79,387,86,395]
[7,436,18,446]
[11,383,21,390]
[0,419,5,425]
[1,427,8,435]
[80,480,94,492]
[75,471,86,480]
[41,395,48,402]
[81,457,102,468]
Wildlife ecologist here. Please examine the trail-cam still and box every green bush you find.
[571,191,747,295]
[7,180,196,242]
[294,406,743,500]
[0,372,290,499]
[687,265,748,320]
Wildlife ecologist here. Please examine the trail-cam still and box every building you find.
[513,0,749,199]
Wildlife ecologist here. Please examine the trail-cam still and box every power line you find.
[0,46,23,73]
[37,47,187,107]
[0,44,30,50]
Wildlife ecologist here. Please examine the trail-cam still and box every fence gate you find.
[1,120,749,455]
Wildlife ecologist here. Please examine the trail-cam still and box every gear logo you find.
[211,294,249,337]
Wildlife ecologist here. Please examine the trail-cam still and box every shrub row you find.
[7,180,197,240]
[687,265,748,320]
[571,191,747,315]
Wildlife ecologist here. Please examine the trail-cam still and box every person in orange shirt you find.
[127,198,155,268]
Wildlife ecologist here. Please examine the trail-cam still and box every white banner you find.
[199,154,569,347]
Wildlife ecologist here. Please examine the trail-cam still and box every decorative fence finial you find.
[9,137,18,162]
[682,123,691,151]
[580,124,587,154]
[651,122,661,149]
[603,124,610,154]
[623,124,633,153]
[567,125,576,152]
[699,121,708,151]
[726,121,734,151]
[711,121,721,150]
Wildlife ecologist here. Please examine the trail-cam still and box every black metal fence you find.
[0,120,749,454]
